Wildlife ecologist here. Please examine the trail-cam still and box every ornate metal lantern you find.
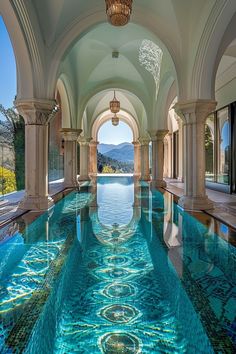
[105,0,133,26]
[110,91,120,114]
[112,114,119,126]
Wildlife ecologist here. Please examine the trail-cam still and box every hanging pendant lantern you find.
[105,0,133,27]
[110,91,120,114]
[112,114,119,126]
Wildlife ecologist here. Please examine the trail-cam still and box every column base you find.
[79,175,90,182]
[151,179,167,188]
[64,180,79,189]
[19,195,54,211]
[178,196,214,211]
[141,174,151,181]
[133,173,141,180]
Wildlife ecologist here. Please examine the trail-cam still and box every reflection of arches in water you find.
[97,177,135,226]
[61,192,93,215]
[90,210,140,246]
[97,176,133,185]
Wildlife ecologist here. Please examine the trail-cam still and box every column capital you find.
[175,116,182,128]
[156,130,169,141]
[60,128,82,141]
[139,137,150,146]
[78,137,92,146]
[174,99,217,124]
[132,141,141,147]
[148,130,158,141]
[14,98,58,125]
[89,140,99,147]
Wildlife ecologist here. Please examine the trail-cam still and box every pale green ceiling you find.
[58,22,176,132]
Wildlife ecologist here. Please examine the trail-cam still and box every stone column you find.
[61,128,82,188]
[174,99,216,210]
[15,99,57,211]
[149,130,168,188]
[156,130,169,187]
[165,133,172,178]
[149,131,158,182]
[176,117,184,182]
[79,137,91,181]
[89,140,99,177]
[139,138,150,181]
[132,141,141,178]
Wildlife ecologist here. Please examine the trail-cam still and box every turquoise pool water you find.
[0,177,235,353]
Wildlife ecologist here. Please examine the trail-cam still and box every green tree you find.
[0,105,25,190]
[205,124,214,175]
[0,166,16,194]
[102,165,115,173]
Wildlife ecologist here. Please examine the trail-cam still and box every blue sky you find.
[0,16,16,117]
[98,120,133,144]
[0,17,132,145]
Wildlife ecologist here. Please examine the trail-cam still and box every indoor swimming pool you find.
[0,176,235,353]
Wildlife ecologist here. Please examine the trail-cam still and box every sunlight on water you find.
[0,177,235,353]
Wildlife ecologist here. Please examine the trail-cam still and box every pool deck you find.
[0,179,65,226]
[0,177,236,230]
[165,178,236,230]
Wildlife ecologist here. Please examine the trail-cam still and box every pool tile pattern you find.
[0,179,235,353]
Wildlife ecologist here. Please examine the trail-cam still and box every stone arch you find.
[76,81,151,128]
[82,88,147,138]
[154,75,176,130]
[56,78,72,128]
[91,110,140,142]
[0,1,34,99]
[191,1,236,99]
[89,109,141,178]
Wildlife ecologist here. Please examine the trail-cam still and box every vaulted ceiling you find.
[1,0,236,134]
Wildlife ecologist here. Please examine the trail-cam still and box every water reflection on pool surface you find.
[0,176,235,353]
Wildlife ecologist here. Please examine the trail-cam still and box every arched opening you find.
[89,107,141,178]
[0,16,25,197]
[97,119,134,175]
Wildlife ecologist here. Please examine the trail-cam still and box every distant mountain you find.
[97,152,133,173]
[98,144,117,154]
[104,144,134,163]
[98,142,131,155]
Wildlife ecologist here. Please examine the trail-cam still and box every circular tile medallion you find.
[100,304,138,324]
[108,268,130,279]
[105,255,130,266]
[103,283,135,298]
[100,332,141,354]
